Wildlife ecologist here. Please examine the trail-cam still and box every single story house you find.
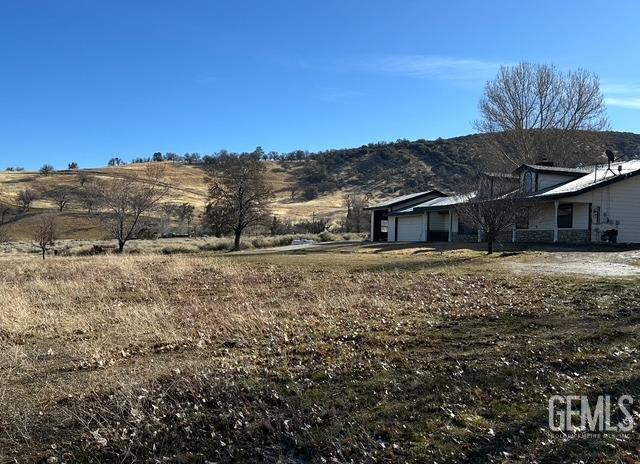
[367,160,640,244]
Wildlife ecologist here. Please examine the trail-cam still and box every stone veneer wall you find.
[514,229,554,243]
[450,233,478,243]
[557,229,589,243]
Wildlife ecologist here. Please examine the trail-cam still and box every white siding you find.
[396,214,426,241]
[570,174,640,243]
[528,202,590,230]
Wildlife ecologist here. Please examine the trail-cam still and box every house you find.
[368,160,640,244]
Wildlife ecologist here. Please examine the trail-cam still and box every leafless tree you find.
[476,63,608,168]
[78,182,102,215]
[343,193,371,233]
[77,171,91,186]
[16,188,37,212]
[44,186,76,211]
[205,153,273,250]
[97,177,168,252]
[32,213,57,260]
[455,175,521,255]
[176,202,195,236]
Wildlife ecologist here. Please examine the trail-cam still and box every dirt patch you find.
[501,250,640,277]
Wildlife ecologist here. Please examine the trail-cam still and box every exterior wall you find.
[451,233,478,243]
[514,229,554,242]
[558,229,589,243]
[570,174,640,243]
[537,173,575,190]
[388,216,396,241]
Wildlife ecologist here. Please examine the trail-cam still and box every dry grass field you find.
[1,245,639,463]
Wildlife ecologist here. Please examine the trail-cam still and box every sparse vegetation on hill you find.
[1,131,640,241]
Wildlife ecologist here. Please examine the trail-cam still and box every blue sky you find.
[1,1,639,169]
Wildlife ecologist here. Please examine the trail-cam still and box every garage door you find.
[397,215,425,241]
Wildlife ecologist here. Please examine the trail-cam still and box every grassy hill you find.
[2,130,640,240]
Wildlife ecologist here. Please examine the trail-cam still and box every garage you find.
[396,215,425,241]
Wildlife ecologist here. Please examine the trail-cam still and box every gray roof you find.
[366,189,444,210]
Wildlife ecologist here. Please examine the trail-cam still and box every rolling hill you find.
[2,130,640,240]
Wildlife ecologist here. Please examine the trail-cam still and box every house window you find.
[557,204,573,229]
[381,219,388,233]
[458,219,477,235]
[515,207,529,229]
[592,206,601,225]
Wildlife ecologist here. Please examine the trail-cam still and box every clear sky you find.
[1,0,639,169]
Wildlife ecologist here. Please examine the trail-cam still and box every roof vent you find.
[536,158,555,167]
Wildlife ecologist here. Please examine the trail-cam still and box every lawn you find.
[0,248,639,463]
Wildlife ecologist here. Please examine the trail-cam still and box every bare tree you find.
[77,171,91,186]
[476,63,608,168]
[97,177,168,252]
[455,175,520,255]
[78,182,102,215]
[205,153,273,250]
[44,186,76,211]
[343,193,371,233]
[39,164,55,176]
[32,213,57,260]
[176,202,195,236]
[16,188,37,212]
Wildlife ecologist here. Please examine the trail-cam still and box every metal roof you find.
[513,164,592,176]
[365,189,445,210]
[526,160,640,200]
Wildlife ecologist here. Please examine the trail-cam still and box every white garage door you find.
[397,215,425,241]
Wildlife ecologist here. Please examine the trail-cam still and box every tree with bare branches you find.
[205,153,273,250]
[476,63,608,168]
[343,193,371,233]
[97,177,168,252]
[44,186,77,211]
[32,213,57,259]
[455,175,520,255]
[16,188,37,212]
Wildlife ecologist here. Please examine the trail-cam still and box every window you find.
[592,206,601,225]
[381,219,388,233]
[515,207,529,229]
[557,204,573,229]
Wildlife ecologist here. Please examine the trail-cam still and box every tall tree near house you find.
[97,177,168,252]
[455,175,520,255]
[16,188,37,212]
[476,62,608,169]
[32,213,57,260]
[205,153,273,250]
[344,193,371,233]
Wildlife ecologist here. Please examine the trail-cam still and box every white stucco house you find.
[367,160,640,244]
